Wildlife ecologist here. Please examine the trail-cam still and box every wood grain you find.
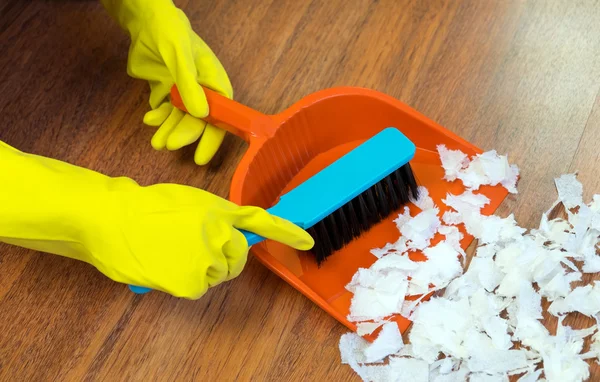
[1,0,600,380]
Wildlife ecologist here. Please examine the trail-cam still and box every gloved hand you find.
[101,0,232,165]
[0,141,314,299]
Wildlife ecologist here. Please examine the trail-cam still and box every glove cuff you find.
[0,141,137,264]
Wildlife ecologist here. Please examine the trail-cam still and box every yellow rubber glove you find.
[101,0,232,165]
[0,141,314,299]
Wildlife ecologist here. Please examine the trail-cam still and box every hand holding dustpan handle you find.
[128,230,264,295]
[170,85,275,141]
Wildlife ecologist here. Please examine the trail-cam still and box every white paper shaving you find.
[437,225,463,247]
[590,331,600,361]
[411,186,436,211]
[548,282,600,317]
[540,317,595,382]
[409,242,463,295]
[357,321,386,336]
[437,145,519,193]
[340,331,427,381]
[469,373,509,382]
[555,173,584,209]
[340,151,600,382]
[437,144,469,182]
[517,369,543,382]
[361,357,430,382]
[371,205,443,258]
[467,348,529,374]
[430,359,469,382]
[364,322,405,363]
[402,208,442,251]
[347,272,409,322]
[340,331,371,377]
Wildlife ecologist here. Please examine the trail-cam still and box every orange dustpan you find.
[170,86,509,338]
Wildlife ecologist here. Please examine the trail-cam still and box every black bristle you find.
[401,163,419,200]
[355,194,372,231]
[385,176,400,210]
[391,168,409,203]
[307,222,332,265]
[374,181,391,219]
[334,206,352,243]
[342,203,361,239]
[306,162,419,267]
[324,214,344,251]
[364,188,380,224]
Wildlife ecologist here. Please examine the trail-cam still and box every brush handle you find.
[128,230,265,295]
[239,230,265,247]
[169,85,275,141]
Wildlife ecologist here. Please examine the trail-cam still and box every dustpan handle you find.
[170,85,275,141]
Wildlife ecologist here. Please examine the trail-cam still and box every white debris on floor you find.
[339,147,600,382]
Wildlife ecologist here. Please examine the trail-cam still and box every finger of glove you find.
[128,51,173,109]
[194,124,226,165]
[203,250,230,289]
[222,229,249,281]
[127,46,170,83]
[232,206,315,251]
[148,80,173,109]
[151,107,185,150]
[143,102,173,126]
[162,42,209,118]
[195,56,233,99]
[197,70,233,100]
[166,113,207,151]
[192,35,233,99]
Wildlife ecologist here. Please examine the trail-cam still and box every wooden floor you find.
[1,0,600,380]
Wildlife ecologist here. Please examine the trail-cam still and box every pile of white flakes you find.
[339,144,600,382]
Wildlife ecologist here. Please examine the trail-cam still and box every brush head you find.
[306,163,419,265]
[240,127,417,265]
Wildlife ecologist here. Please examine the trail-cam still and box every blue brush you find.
[129,127,417,294]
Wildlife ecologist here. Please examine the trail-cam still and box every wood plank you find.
[1,0,600,380]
